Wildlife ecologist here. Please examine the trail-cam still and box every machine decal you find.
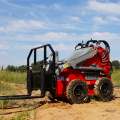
[63,64,68,68]
[57,76,64,81]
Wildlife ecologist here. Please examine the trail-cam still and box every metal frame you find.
[0,44,55,100]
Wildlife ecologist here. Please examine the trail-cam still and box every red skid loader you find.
[0,39,114,104]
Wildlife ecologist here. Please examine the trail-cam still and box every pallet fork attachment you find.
[0,44,55,100]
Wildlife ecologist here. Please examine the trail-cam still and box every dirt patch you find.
[0,86,120,120]
[35,88,120,120]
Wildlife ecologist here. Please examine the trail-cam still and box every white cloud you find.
[36,32,68,41]
[0,20,49,33]
[0,27,4,31]
[0,18,85,33]
[0,32,70,42]
[0,51,6,55]
[53,43,74,51]
[52,4,61,10]
[27,12,37,17]
[0,44,10,50]
[59,23,86,30]
[1,32,120,43]
[1,32,120,63]
[32,4,46,9]
[88,0,120,14]
[0,0,22,8]
[81,11,87,16]
[93,16,108,24]
[1,32,120,52]
[13,44,42,50]
[93,25,98,30]
[82,32,120,41]
[69,16,82,22]
[107,16,120,22]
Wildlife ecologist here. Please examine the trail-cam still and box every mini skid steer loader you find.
[0,39,114,104]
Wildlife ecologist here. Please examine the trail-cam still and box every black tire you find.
[94,77,113,101]
[66,79,89,104]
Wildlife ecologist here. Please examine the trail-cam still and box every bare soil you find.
[0,84,120,120]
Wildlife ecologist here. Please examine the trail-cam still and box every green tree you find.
[112,60,120,69]
[17,65,27,72]
[6,65,17,72]
[31,61,42,72]
[1,65,3,71]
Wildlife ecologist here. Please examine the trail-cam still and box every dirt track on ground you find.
[0,85,120,120]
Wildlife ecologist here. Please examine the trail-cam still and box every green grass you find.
[0,99,9,109]
[0,69,119,119]
[111,69,120,85]
[0,81,12,91]
[0,70,27,84]
[0,70,27,109]
[10,111,32,120]
[0,110,36,120]
[105,109,116,112]
[0,69,119,86]
[0,69,119,109]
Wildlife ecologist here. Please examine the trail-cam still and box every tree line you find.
[4,61,42,72]
[6,65,27,72]
[1,60,120,72]
[112,60,120,69]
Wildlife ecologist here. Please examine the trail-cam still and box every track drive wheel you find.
[94,77,113,101]
[66,79,89,104]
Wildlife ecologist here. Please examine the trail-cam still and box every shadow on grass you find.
[112,94,120,99]
[2,95,120,116]
[0,100,59,116]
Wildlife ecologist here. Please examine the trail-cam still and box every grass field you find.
[111,69,120,85]
[0,70,27,84]
[0,69,120,92]
[0,69,120,85]
[0,69,120,119]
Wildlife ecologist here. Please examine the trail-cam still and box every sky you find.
[0,0,120,68]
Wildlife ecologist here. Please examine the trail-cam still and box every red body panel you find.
[54,46,111,98]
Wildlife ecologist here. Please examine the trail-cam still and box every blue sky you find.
[0,0,120,68]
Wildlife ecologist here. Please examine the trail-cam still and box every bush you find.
[6,65,17,72]
[111,69,120,85]
[112,60,120,69]
[17,65,27,72]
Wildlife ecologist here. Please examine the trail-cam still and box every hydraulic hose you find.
[95,40,110,61]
